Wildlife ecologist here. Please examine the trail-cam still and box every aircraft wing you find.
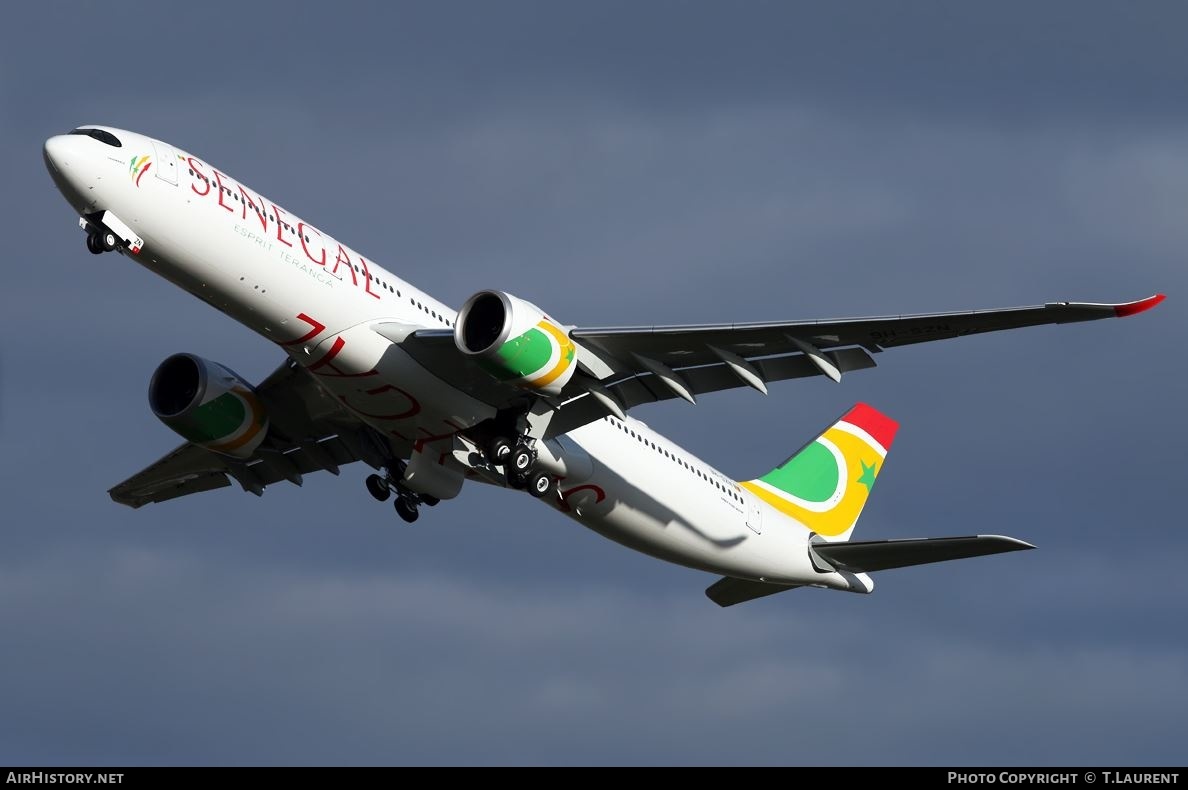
[109,359,385,508]
[571,294,1165,371]
[397,294,1163,438]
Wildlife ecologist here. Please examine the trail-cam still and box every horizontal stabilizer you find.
[812,534,1034,573]
[705,576,800,607]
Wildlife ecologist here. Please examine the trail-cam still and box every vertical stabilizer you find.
[740,403,898,542]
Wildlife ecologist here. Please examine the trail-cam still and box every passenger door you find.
[151,139,179,185]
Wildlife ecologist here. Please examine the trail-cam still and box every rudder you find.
[740,403,898,541]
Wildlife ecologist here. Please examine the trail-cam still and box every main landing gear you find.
[363,428,558,521]
[486,436,556,500]
[394,495,419,524]
[364,470,439,524]
[85,229,117,255]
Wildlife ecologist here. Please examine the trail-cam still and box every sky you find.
[1,1,1185,766]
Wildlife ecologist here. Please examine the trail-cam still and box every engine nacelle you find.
[454,290,577,396]
[148,353,269,458]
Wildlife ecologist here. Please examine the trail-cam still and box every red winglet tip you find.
[843,403,900,451]
[1115,293,1165,317]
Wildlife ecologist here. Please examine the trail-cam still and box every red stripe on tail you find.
[842,403,899,451]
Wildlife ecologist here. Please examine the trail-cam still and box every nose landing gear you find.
[78,211,143,256]
[85,229,117,255]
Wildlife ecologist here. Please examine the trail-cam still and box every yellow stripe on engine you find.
[527,320,576,388]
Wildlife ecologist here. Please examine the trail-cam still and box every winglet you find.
[1114,293,1165,318]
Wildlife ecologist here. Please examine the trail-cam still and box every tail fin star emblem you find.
[857,460,878,492]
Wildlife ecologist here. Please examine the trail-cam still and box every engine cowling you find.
[148,353,269,458]
[454,290,577,396]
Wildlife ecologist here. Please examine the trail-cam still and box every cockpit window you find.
[67,128,122,148]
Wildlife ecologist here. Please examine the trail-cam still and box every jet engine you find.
[454,290,577,396]
[148,353,269,458]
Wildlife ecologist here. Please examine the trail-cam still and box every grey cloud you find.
[2,547,1185,764]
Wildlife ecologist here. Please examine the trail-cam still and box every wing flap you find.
[111,472,231,508]
[613,347,877,409]
[109,443,232,508]
[544,347,877,437]
[276,436,358,476]
[811,534,1035,573]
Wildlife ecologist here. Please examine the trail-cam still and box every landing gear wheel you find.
[511,447,535,475]
[394,496,419,523]
[365,474,390,502]
[527,470,554,499]
[101,231,118,251]
[488,437,514,465]
[421,495,440,507]
[86,232,104,255]
[505,466,527,490]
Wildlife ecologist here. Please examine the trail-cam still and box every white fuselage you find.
[43,126,864,591]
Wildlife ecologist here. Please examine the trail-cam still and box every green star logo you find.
[857,459,878,492]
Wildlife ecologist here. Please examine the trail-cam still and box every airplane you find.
[42,125,1164,607]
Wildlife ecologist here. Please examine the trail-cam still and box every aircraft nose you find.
[43,134,97,211]
[43,135,72,175]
